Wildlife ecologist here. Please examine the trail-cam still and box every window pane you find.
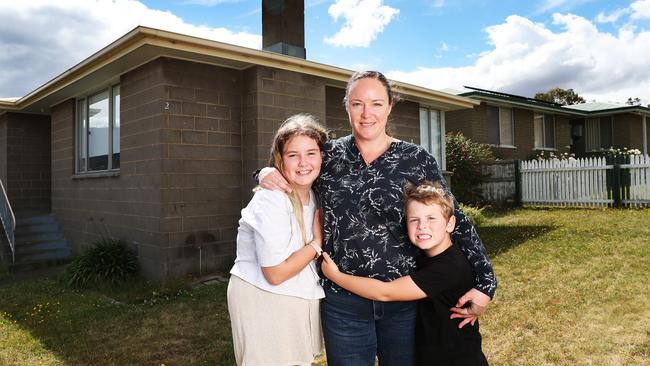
[600,116,612,149]
[585,118,599,151]
[486,106,500,145]
[77,99,87,172]
[544,114,555,148]
[88,91,109,171]
[499,107,513,145]
[534,114,544,148]
[429,109,442,164]
[419,108,430,153]
[112,85,120,169]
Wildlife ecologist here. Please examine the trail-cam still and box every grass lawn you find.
[1,207,649,365]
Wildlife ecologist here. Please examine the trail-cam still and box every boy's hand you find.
[450,288,490,328]
[320,252,340,279]
[259,167,292,193]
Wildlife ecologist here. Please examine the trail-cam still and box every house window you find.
[585,117,613,151]
[419,107,444,168]
[486,106,514,146]
[76,85,120,173]
[534,113,555,149]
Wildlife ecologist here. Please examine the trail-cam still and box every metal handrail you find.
[0,178,16,263]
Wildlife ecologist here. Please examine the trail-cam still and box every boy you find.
[321,181,489,365]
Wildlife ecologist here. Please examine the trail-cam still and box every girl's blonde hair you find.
[269,114,328,244]
[403,181,455,220]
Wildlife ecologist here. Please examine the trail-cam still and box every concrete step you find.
[9,213,72,273]
[15,214,58,227]
[16,232,65,244]
[16,240,69,255]
[15,223,60,235]
[15,247,71,264]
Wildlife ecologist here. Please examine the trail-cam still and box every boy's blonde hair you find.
[403,181,454,220]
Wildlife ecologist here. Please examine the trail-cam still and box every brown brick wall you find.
[613,113,643,149]
[325,86,349,138]
[2,113,51,214]
[157,58,244,278]
[242,66,327,196]
[446,107,477,139]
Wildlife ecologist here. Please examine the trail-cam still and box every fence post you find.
[514,160,522,206]
[611,156,622,207]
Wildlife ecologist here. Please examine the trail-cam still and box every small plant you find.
[445,132,495,204]
[64,238,138,288]
[459,203,486,227]
[533,151,576,160]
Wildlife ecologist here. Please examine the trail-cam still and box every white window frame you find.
[534,112,556,150]
[419,107,446,171]
[75,84,120,174]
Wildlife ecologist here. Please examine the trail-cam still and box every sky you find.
[1,0,650,104]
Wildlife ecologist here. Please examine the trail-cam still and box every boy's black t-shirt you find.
[409,244,489,366]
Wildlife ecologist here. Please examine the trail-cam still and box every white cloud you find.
[429,0,445,8]
[0,0,261,97]
[324,0,399,47]
[630,0,650,19]
[596,8,629,23]
[388,13,650,104]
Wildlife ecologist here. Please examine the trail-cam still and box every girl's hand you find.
[259,167,292,192]
[320,252,340,279]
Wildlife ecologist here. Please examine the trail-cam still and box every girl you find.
[227,114,327,366]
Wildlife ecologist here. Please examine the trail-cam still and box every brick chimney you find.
[262,0,306,59]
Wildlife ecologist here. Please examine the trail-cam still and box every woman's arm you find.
[261,211,323,285]
[321,253,426,301]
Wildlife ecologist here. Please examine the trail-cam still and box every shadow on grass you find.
[477,224,556,258]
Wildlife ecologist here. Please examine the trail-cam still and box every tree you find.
[534,87,585,106]
[626,97,641,106]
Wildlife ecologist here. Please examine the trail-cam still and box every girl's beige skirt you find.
[227,275,323,366]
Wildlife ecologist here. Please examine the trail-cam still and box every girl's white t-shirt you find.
[230,189,324,300]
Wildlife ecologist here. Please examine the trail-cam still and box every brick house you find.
[446,87,650,160]
[0,18,477,278]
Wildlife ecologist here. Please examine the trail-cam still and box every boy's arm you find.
[321,253,426,301]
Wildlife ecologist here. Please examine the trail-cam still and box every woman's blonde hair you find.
[269,114,328,244]
[403,181,455,220]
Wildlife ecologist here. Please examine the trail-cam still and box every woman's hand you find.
[259,167,292,192]
[320,252,340,280]
[449,288,491,328]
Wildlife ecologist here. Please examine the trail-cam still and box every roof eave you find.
[6,26,476,114]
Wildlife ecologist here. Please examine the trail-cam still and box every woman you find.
[259,71,497,366]
[227,114,328,366]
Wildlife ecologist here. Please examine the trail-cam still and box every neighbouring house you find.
[445,86,578,160]
[446,86,650,160]
[564,102,650,157]
[0,1,477,279]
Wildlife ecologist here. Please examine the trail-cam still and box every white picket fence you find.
[622,154,650,206]
[520,155,650,207]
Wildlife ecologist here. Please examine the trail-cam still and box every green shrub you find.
[445,132,494,204]
[459,203,486,227]
[64,238,138,288]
